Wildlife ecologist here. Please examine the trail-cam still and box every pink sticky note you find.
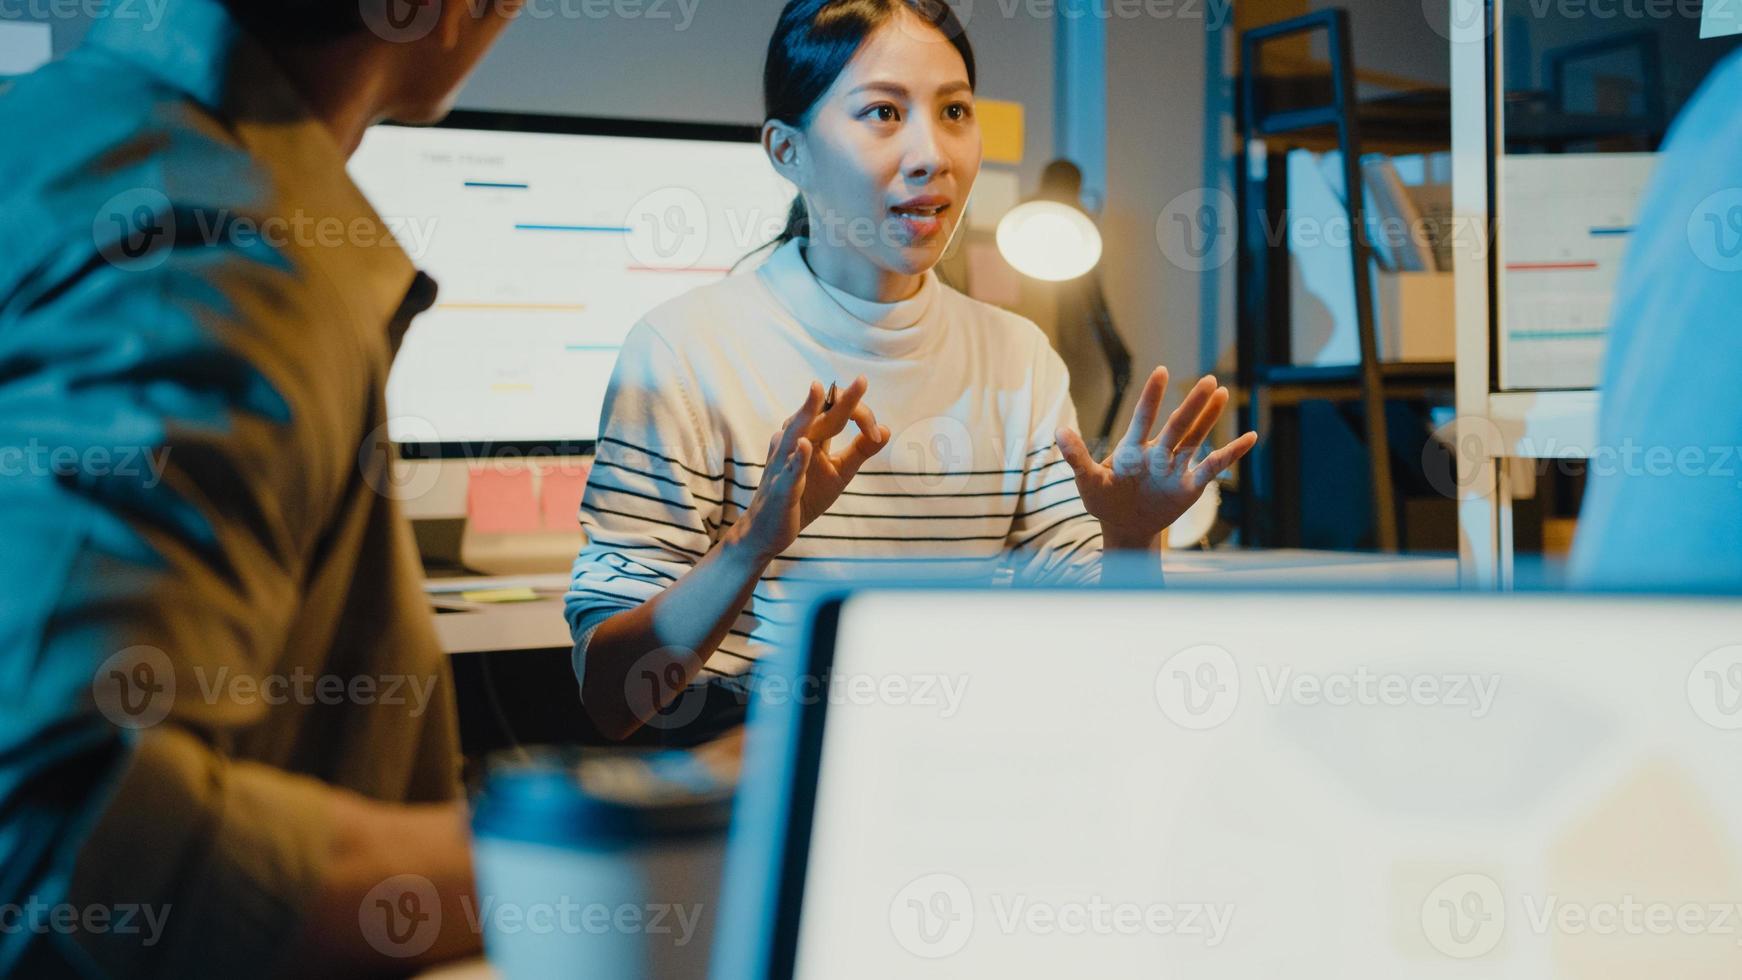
[540,462,593,531]
[966,242,1022,307]
[467,467,541,533]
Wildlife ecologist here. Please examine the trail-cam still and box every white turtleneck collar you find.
[755,238,943,359]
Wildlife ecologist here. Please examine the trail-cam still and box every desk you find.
[425,551,1457,659]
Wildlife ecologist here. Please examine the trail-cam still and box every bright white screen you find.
[347,124,793,445]
[793,591,1742,978]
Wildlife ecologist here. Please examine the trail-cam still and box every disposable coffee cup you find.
[471,748,735,979]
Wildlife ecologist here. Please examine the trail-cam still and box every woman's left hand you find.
[1055,367,1258,549]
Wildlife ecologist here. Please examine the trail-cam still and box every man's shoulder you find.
[0,49,265,206]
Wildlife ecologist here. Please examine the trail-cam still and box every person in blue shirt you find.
[1572,50,1742,592]
[0,0,519,975]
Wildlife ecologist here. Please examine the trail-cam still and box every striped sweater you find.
[565,239,1103,681]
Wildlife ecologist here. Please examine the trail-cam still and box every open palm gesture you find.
[1055,368,1258,548]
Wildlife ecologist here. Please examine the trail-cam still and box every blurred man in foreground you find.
[0,0,521,973]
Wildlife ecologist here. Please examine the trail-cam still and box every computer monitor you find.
[347,110,795,458]
[1489,5,1742,390]
[716,586,1742,978]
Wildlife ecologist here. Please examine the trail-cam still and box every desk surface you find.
[426,551,1460,656]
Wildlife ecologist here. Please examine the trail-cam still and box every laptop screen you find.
[785,590,1742,977]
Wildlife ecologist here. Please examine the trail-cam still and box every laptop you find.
[713,586,1742,978]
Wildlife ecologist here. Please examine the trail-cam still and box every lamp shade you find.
[995,200,1103,281]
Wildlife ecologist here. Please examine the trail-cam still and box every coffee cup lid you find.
[473,749,735,848]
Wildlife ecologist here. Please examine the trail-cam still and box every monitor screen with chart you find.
[348,111,795,452]
[1495,3,1742,390]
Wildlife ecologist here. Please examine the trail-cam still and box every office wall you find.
[457,0,1057,190]
[1099,14,1233,426]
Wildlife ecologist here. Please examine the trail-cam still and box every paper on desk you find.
[460,587,541,604]
[467,467,541,533]
[539,461,591,531]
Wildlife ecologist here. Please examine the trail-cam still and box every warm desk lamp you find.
[995,160,1131,441]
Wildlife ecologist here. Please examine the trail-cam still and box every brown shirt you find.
[0,3,458,975]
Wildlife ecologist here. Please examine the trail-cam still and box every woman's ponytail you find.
[775,195,810,248]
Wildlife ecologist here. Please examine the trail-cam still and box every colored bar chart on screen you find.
[347,122,793,445]
[1498,153,1657,390]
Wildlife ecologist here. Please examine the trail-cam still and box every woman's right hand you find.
[728,377,890,562]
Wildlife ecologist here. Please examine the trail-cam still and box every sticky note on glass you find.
[467,468,541,533]
[0,21,52,75]
[978,99,1025,165]
[540,463,592,531]
[966,242,1023,307]
[1703,1,1742,37]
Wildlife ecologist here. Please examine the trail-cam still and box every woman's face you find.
[774,12,982,295]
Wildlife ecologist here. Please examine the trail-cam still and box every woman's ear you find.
[762,120,806,186]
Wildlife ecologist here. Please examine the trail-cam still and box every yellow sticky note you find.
[461,587,541,604]
[978,99,1025,165]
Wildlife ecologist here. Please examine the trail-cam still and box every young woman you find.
[566,0,1257,740]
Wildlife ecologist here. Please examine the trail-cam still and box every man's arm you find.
[0,227,474,975]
